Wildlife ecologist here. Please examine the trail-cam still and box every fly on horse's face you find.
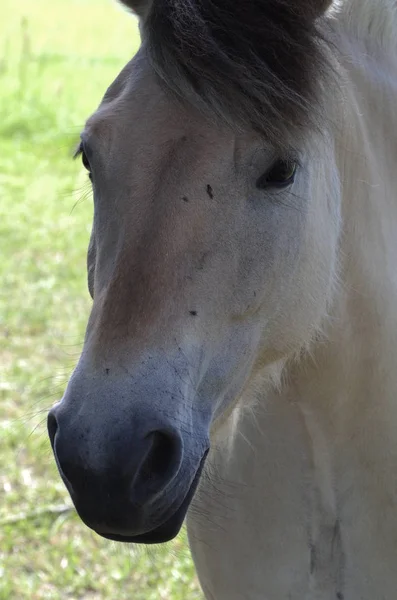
[48,0,340,544]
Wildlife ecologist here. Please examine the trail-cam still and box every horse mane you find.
[123,0,333,145]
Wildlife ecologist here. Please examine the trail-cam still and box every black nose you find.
[47,405,184,534]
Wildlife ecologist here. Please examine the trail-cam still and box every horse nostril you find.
[47,410,58,449]
[140,430,182,486]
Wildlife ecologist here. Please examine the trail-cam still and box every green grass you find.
[0,1,203,597]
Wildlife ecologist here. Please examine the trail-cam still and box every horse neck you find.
[320,4,397,422]
[290,0,395,402]
[266,14,397,587]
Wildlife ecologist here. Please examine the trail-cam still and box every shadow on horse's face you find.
[48,50,341,544]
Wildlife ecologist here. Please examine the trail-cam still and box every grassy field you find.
[0,1,203,597]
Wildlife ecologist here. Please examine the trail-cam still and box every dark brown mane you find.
[124,0,332,144]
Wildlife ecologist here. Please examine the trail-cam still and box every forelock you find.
[135,0,333,146]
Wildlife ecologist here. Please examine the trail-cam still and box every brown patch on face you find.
[92,216,185,349]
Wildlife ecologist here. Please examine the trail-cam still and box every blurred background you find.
[0,0,202,597]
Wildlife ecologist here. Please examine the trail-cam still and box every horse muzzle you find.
[47,384,209,544]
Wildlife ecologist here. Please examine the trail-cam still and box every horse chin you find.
[96,502,187,544]
[93,451,207,545]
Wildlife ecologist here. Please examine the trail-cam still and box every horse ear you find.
[119,0,151,19]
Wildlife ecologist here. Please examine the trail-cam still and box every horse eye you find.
[80,150,93,182]
[257,159,298,190]
[81,150,91,172]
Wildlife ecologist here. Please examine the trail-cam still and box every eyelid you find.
[74,134,94,159]
[270,151,301,170]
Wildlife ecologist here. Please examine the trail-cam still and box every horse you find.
[47,0,397,597]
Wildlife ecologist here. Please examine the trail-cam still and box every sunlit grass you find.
[0,1,202,597]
